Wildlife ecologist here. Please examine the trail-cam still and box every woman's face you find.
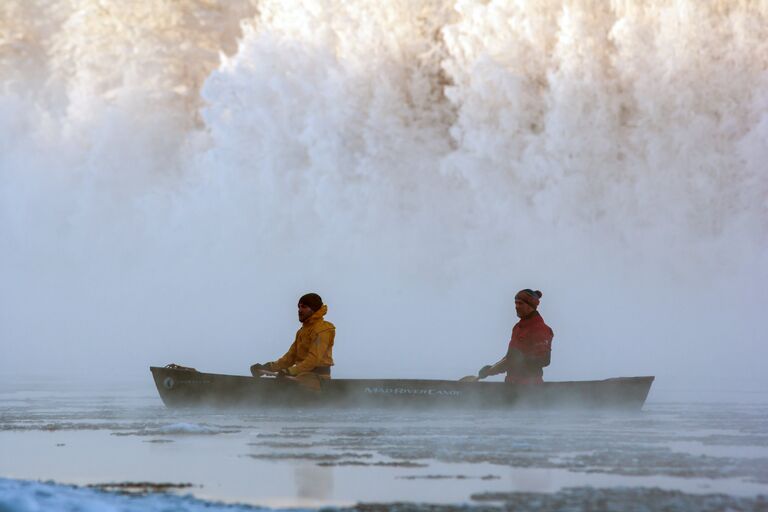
[515,298,535,318]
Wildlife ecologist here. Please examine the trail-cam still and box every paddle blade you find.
[253,368,279,378]
[254,369,322,392]
[459,375,479,382]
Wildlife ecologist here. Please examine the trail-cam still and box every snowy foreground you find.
[2,478,767,512]
[0,478,270,512]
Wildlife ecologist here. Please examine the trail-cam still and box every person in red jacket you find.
[477,289,554,384]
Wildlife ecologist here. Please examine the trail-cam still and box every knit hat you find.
[298,293,323,312]
[515,289,542,309]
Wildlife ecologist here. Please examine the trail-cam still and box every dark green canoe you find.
[150,366,654,410]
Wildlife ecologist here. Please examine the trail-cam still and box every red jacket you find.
[506,311,553,384]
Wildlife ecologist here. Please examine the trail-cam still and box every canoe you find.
[150,366,654,410]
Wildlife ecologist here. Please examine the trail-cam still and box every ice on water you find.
[1,390,767,510]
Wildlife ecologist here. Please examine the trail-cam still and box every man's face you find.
[298,303,315,322]
[515,298,535,319]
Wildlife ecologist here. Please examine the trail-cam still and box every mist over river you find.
[1,0,767,510]
[1,388,768,511]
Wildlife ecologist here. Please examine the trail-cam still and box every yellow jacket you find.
[269,305,335,376]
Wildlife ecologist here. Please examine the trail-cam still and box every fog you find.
[1,0,766,397]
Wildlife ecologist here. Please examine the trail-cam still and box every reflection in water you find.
[507,466,554,493]
[295,463,334,500]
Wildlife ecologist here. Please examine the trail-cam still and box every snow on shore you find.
[0,478,271,512]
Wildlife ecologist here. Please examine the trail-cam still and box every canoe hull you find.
[150,366,654,411]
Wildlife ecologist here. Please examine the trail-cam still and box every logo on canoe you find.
[163,377,174,390]
[364,387,460,397]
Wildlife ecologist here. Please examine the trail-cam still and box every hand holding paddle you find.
[459,359,507,382]
[478,365,493,379]
[251,366,322,392]
[459,365,492,382]
[250,362,272,375]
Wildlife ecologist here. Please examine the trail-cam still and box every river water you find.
[1,387,767,511]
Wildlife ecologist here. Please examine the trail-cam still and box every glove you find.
[250,363,268,376]
[286,366,300,377]
[478,365,493,379]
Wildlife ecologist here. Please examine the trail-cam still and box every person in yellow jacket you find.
[250,293,335,379]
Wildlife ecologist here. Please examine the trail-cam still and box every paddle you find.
[253,368,322,392]
[459,360,506,382]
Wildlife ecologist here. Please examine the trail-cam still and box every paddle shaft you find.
[460,357,508,382]
[253,368,322,391]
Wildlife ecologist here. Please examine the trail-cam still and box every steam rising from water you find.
[1,1,766,392]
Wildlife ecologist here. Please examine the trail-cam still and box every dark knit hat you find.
[298,293,323,312]
[515,289,542,309]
